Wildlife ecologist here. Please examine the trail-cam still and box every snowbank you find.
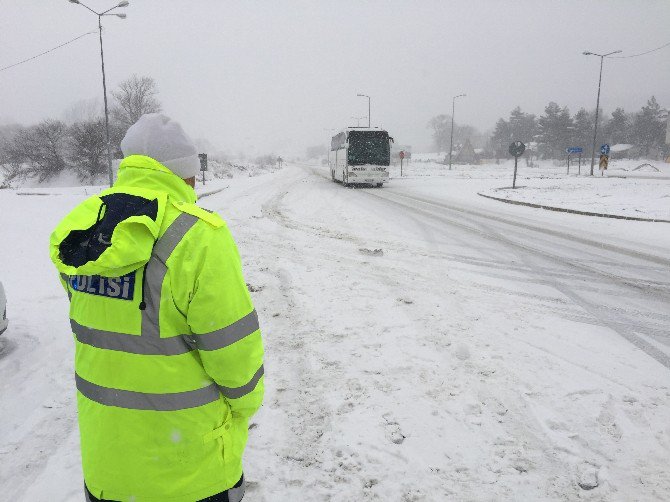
[387,159,670,220]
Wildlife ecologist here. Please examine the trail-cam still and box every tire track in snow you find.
[361,188,670,370]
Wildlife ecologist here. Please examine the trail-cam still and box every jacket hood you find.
[50,155,194,277]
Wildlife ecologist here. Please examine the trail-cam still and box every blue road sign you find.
[600,144,610,155]
[566,147,583,154]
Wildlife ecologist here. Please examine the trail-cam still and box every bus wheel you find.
[376,183,383,188]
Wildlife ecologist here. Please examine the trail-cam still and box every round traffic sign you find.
[600,144,610,155]
[509,141,526,157]
[399,151,405,160]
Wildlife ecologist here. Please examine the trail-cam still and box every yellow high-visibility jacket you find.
[49,155,264,502]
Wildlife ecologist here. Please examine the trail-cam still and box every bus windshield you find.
[347,131,390,166]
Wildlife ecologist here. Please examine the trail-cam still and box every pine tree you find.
[603,108,631,146]
[490,118,511,158]
[632,96,665,157]
[538,102,573,158]
[571,108,593,150]
[508,107,537,144]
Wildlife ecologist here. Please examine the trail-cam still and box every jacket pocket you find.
[203,412,233,464]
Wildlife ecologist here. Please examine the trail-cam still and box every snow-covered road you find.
[1,164,669,501]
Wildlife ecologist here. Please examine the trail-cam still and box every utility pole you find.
[68,0,129,187]
[582,49,621,176]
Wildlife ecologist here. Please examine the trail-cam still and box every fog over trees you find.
[0,75,159,184]
[429,96,668,161]
[1,67,667,185]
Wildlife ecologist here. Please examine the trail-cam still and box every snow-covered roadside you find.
[0,157,278,191]
[479,177,670,220]
[386,159,670,221]
[1,164,670,501]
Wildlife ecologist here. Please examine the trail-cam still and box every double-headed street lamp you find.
[356,94,371,128]
[448,93,466,171]
[582,49,621,176]
[68,0,129,187]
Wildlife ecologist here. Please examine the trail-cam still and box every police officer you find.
[50,114,264,501]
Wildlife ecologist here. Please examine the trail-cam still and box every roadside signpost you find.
[399,150,405,177]
[509,141,525,189]
[599,144,609,176]
[198,153,208,186]
[566,146,583,174]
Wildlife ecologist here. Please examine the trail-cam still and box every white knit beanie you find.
[120,113,200,179]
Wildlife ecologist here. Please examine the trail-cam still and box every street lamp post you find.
[448,93,466,171]
[68,0,129,187]
[357,94,371,128]
[582,49,621,176]
[350,116,367,127]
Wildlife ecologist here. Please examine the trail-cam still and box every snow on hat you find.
[121,113,200,179]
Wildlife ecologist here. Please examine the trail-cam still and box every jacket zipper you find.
[138,262,149,310]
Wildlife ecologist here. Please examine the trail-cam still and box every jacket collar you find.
[115,155,197,204]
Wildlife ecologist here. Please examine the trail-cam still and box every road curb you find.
[477,192,670,223]
[197,186,228,199]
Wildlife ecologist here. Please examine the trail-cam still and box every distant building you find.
[453,139,478,164]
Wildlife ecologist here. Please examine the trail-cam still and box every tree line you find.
[429,96,668,160]
[0,74,161,185]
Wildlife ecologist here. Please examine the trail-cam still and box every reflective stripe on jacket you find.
[50,155,264,502]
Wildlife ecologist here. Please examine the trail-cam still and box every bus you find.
[329,128,392,187]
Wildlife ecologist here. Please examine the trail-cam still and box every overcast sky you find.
[2,1,669,156]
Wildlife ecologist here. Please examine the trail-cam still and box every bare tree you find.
[111,74,162,128]
[63,97,102,125]
[0,124,24,185]
[0,124,20,165]
[69,119,107,183]
[428,114,485,153]
[5,120,69,182]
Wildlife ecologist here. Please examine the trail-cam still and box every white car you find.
[0,281,7,335]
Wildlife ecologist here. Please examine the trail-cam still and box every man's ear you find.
[184,177,195,188]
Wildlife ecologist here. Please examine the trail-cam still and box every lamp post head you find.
[115,12,127,18]
[69,0,80,3]
[118,0,129,6]
[582,51,593,56]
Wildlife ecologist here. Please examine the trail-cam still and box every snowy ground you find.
[1,161,670,501]
[392,158,670,220]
